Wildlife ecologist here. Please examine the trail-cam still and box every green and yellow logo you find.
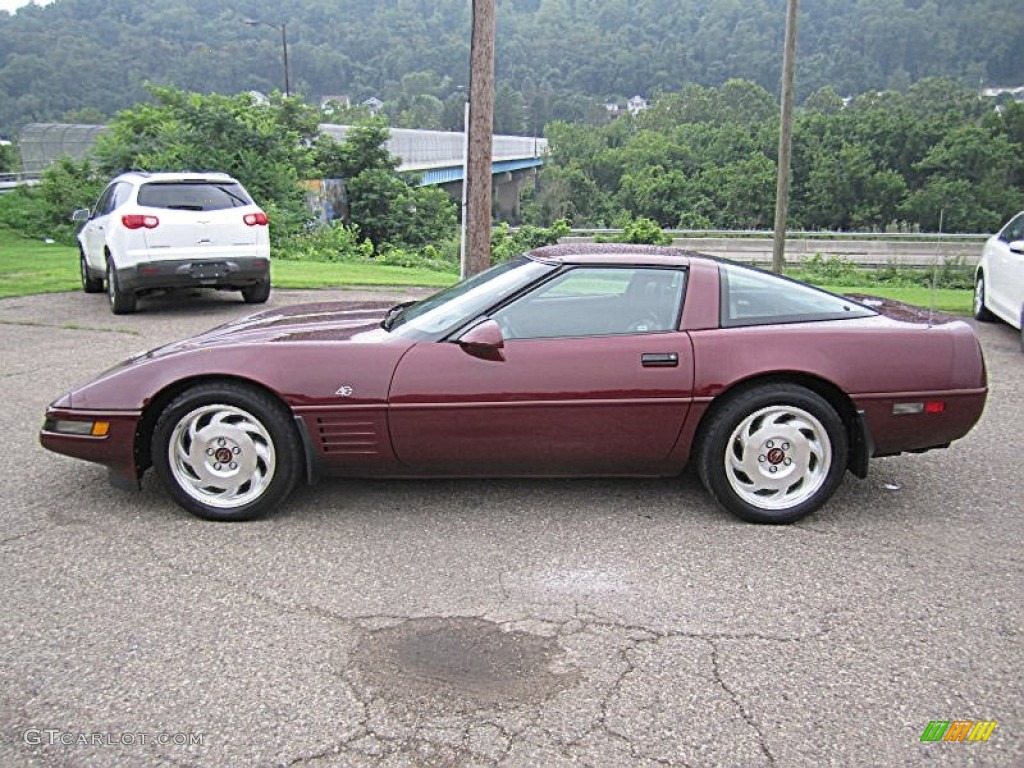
[920,720,997,742]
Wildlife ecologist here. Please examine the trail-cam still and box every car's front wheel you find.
[80,249,103,293]
[107,259,136,314]
[697,384,848,524]
[973,275,994,321]
[151,382,302,521]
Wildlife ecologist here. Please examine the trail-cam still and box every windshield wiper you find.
[381,300,417,331]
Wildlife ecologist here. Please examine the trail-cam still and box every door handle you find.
[641,352,678,367]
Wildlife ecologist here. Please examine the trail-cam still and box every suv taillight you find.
[244,212,268,226]
[122,214,159,229]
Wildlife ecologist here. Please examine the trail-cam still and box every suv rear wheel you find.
[241,280,271,304]
[107,258,137,315]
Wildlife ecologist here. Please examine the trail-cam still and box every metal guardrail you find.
[561,227,988,242]
[547,228,986,268]
[0,172,42,182]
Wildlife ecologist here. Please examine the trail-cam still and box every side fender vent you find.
[315,415,379,456]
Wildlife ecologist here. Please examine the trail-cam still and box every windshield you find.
[389,257,556,337]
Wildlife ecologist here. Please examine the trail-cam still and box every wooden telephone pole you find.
[464,0,496,277]
[771,0,799,274]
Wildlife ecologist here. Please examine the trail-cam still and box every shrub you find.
[597,215,673,245]
[799,253,861,283]
[490,218,570,263]
[275,221,374,261]
[0,157,103,244]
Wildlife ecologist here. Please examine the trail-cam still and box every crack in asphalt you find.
[0,526,48,548]
[0,318,141,336]
[591,637,692,767]
[710,640,776,767]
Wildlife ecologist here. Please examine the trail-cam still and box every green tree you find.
[93,86,317,239]
[0,141,16,173]
[314,117,397,180]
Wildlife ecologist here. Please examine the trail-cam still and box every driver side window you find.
[492,266,686,340]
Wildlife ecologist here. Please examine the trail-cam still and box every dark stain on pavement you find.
[353,617,577,705]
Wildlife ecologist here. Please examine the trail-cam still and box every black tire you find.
[973,275,994,322]
[107,258,137,314]
[151,382,302,521]
[241,280,271,304]
[696,384,848,524]
[80,249,103,293]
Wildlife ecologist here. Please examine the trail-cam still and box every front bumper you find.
[40,407,142,489]
[116,257,269,293]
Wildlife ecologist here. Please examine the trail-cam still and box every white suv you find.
[975,210,1024,348]
[73,171,271,314]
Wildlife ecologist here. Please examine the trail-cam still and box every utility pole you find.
[459,97,470,279]
[243,19,290,98]
[465,0,496,277]
[771,0,799,274]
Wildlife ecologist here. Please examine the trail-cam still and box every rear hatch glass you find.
[137,181,254,211]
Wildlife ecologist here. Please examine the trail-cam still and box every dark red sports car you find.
[40,245,987,524]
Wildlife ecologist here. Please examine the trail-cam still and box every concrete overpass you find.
[318,124,547,221]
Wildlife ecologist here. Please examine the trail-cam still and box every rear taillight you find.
[121,214,159,230]
[244,212,269,226]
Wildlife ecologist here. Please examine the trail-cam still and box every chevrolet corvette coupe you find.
[40,245,987,524]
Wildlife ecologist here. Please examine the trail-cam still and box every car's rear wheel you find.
[151,382,302,521]
[973,275,994,321]
[80,249,103,293]
[107,258,136,314]
[697,384,848,524]
[241,280,271,304]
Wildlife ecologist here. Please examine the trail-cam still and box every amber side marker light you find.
[44,419,111,436]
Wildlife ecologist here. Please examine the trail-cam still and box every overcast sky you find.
[0,0,54,14]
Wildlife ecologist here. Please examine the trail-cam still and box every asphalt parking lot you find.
[0,287,1021,767]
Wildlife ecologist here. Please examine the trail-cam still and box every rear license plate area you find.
[189,262,228,280]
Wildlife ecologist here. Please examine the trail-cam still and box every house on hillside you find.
[603,101,623,118]
[361,97,384,116]
[981,85,1024,102]
[320,95,350,115]
[627,95,649,115]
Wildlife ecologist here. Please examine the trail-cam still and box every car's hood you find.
[53,301,412,410]
[149,301,396,356]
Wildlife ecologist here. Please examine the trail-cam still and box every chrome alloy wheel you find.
[973,280,984,317]
[724,404,832,511]
[167,404,276,509]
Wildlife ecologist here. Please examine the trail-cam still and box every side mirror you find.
[71,208,91,222]
[1008,239,1024,255]
[457,319,505,362]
